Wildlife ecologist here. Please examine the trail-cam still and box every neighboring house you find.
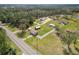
[39,17,46,23]
[60,15,64,18]
[28,28,38,36]
[60,21,68,25]
[40,17,46,21]
[30,30,38,36]
[48,24,59,31]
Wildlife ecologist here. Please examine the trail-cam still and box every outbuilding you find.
[60,21,68,25]
[35,25,40,30]
[49,24,55,27]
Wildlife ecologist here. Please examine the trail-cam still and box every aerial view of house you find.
[0,4,79,55]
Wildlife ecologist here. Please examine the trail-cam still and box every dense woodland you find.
[56,29,79,54]
[0,28,16,55]
[0,7,79,55]
[0,8,78,31]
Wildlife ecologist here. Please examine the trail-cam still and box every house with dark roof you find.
[30,30,38,36]
[60,21,68,25]
[28,28,38,36]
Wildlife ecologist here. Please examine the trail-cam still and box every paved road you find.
[0,25,40,55]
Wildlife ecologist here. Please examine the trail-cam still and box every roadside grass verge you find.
[4,24,18,32]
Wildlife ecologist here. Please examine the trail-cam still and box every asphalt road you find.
[0,25,40,55]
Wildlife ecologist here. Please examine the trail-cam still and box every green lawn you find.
[38,24,53,36]
[35,19,41,24]
[61,20,79,30]
[37,19,63,36]
[25,33,64,55]
[16,31,30,38]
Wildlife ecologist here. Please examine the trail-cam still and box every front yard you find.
[25,33,64,54]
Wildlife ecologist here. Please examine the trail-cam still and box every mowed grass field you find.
[38,22,53,36]
[25,33,64,55]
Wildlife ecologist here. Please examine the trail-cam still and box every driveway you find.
[0,25,40,55]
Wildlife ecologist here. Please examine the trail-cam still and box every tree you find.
[0,28,16,55]
[56,30,78,54]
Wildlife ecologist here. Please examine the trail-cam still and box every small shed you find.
[49,24,55,27]
[35,25,40,30]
